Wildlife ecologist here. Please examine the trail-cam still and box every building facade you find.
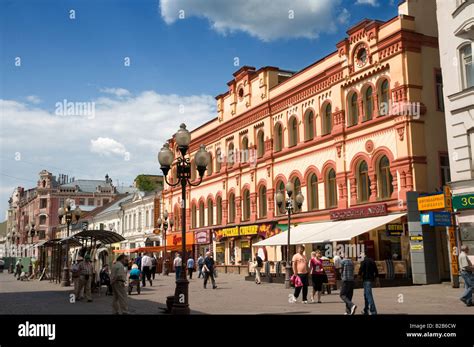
[436,0,474,250]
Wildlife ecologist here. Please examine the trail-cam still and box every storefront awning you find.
[254,213,406,246]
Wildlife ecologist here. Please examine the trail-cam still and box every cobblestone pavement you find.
[0,272,473,315]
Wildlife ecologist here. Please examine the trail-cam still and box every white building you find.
[436,0,474,250]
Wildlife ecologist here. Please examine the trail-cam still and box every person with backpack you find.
[254,252,263,285]
[358,252,379,315]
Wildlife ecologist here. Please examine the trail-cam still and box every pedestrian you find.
[151,255,157,279]
[187,256,195,279]
[459,245,473,307]
[100,264,113,296]
[203,252,217,289]
[15,258,23,280]
[141,253,153,287]
[309,250,325,303]
[174,253,182,280]
[78,253,94,302]
[135,253,142,269]
[72,256,83,300]
[289,245,309,304]
[333,252,342,281]
[197,254,204,278]
[111,254,129,314]
[358,252,379,315]
[339,253,357,315]
[254,252,263,284]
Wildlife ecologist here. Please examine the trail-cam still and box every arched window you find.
[323,103,332,135]
[276,181,285,215]
[228,193,236,223]
[216,149,222,172]
[216,196,222,225]
[174,206,180,230]
[304,110,315,141]
[207,199,213,226]
[145,210,149,227]
[242,189,250,221]
[228,143,235,166]
[357,161,371,203]
[199,200,205,228]
[241,136,249,163]
[191,159,196,180]
[326,169,337,208]
[365,87,373,121]
[308,173,318,211]
[258,186,267,218]
[292,177,302,212]
[378,155,393,199]
[257,130,265,158]
[39,215,47,225]
[288,116,298,147]
[274,123,283,152]
[349,92,359,126]
[379,79,390,116]
[191,204,197,229]
[207,152,213,176]
[460,43,473,88]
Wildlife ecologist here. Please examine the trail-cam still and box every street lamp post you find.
[58,198,81,287]
[158,123,210,315]
[276,182,304,289]
[157,210,174,276]
[25,222,35,275]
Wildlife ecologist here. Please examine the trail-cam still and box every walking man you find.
[289,245,309,304]
[254,252,263,284]
[111,254,129,314]
[197,254,204,278]
[72,256,83,300]
[187,256,195,279]
[141,253,153,287]
[459,245,473,307]
[340,253,357,315]
[174,253,182,280]
[14,258,23,280]
[203,252,217,289]
[78,253,94,302]
[151,255,157,279]
[358,252,379,315]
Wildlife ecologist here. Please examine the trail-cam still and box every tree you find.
[135,175,158,192]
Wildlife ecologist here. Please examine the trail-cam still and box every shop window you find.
[242,189,250,221]
[199,201,205,228]
[216,196,222,225]
[304,110,315,141]
[191,204,197,229]
[357,161,371,203]
[348,92,359,126]
[365,87,373,121]
[460,43,473,89]
[259,186,267,218]
[240,240,251,264]
[207,199,214,226]
[326,169,337,208]
[257,130,265,158]
[288,116,298,147]
[439,153,451,187]
[274,123,283,152]
[323,103,332,135]
[379,79,390,116]
[308,174,318,211]
[378,156,393,199]
[228,194,236,223]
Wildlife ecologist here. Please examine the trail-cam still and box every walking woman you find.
[309,250,325,303]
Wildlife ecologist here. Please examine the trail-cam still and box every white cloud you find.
[337,8,351,25]
[160,0,347,41]
[355,0,379,6]
[90,137,129,157]
[25,95,42,104]
[99,87,131,97]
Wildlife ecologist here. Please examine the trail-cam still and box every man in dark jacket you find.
[203,252,217,289]
[358,253,379,315]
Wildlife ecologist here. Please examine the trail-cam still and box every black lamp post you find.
[157,210,174,276]
[276,182,304,289]
[25,221,35,275]
[58,198,81,287]
[158,123,210,315]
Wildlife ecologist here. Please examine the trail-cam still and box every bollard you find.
[265,261,272,283]
[165,295,174,313]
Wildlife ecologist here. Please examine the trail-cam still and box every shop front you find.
[194,230,212,259]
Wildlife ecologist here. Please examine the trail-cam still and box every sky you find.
[0,0,398,220]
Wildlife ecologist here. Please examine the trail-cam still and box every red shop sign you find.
[330,204,387,220]
[195,230,210,244]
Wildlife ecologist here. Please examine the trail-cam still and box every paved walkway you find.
[0,272,472,314]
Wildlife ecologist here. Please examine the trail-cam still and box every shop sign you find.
[216,226,239,240]
[453,193,474,211]
[410,235,423,242]
[411,244,423,251]
[215,223,275,240]
[240,225,259,236]
[417,194,445,211]
[386,223,403,236]
[195,230,210,244]
[240,240,250,248]
[330,204,387,220]
[167,232,194,246]
[420,212,452,227]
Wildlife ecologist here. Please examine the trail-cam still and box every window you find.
[435,70,444,111]
[242,189,251,221]
[292,177,302,213]
[103,199,109,205]
[138,212,142,228]
[258,186,267,218]
[288,116,298,147]
[216,196,222,225]
[308,174,318,211]
[207,199,214,226]
[241,136,249,163]
[357,161,371,203]
[323,103,332,135]
[326,169,337,208]
[378,156,393,199]
[228,194,236,223]
[191,204,197,229]
[87,198,94,206]
[40,199,47,209]
[145,210,149,227]
[257,130,265,158]
[59,198,65,207]
[199,201,205,228]
[439,154,451,187]
[39,215,47,225]
[228,143,235,166]
[216,149,222,172]
[304,110,315,141]
[174,206,180,230]
[207,153,213,176]
[133,214,136,230]
[276,181,285,215]
[79,198,85,205]
[365,87,373,121]
[349,93,359,126]
[274,123,283,152]
[379,79,390,116]
[460,43,473,89]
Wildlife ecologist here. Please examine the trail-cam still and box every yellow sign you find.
[417,194,445,211]
[240,241,250,248]
[411,244,423,251]
[216,226,239,239]
[216,246,225,253]
[410,236,423,241]
[240,225,258,236]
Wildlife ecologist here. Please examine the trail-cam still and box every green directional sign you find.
[453,193,474,211]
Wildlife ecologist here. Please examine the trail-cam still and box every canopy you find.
[72,229,125,245]
[58,236,83,247]
[112,244,193,254]
[254,213,406,246]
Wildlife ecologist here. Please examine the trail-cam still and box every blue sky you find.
[0,0,398,219]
